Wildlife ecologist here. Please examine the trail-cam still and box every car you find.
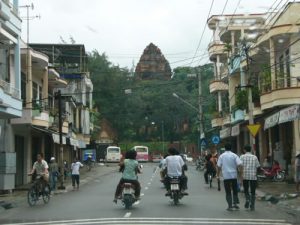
[151,154,162,162]
[182,154,193,162]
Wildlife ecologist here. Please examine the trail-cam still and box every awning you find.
[278,105,300,124]
[220,127,231,139]
[264,105,300,130]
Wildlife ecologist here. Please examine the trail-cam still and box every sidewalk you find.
[256,181,300,214]
[0,163,118,213]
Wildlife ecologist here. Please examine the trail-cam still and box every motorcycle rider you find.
[165,147,188,196]
[113,150,141,203]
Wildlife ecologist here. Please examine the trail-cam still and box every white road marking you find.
[141,193,145,196]
[2,217,291,225]
[133,200,140,205]
[148,182,151,185]
[123,212,131,218]
[145,187,148,190]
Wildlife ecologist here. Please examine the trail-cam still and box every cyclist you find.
[29,153,49,192]
[204,153,216,184]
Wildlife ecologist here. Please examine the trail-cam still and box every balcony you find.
[0,0,21,36]
[222,114,231,125]
[260,77,300,111]
[208,41,226,61]
[211,117,223,128]
[209,80,228,93]
[0,79,22,118]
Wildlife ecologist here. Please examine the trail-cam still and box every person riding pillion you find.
[165,147,188,195]
[113,150,142,203]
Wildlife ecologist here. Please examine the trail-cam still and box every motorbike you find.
[257,167,286,182]
[167,177,186,205]
[196,158,205,171]
[121,183,137,209]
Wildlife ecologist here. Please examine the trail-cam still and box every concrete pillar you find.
[269,38,276,90]
[218,92,222,112]
[42,68,48,106]
[231,31,235,56]
[216,55,220,79]
[14,38,21,98]
[26,51,32,108]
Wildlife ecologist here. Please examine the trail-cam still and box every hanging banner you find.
[220,127,231,139]
[264,112,279,130]
[278,105,300,124]
[231,124,240,136]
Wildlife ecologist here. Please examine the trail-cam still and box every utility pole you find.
[243,41,256,153]
[57,90,65,189]
[196,67,204,152]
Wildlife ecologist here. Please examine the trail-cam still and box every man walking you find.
[71,158,83,190]
[240,145,260,211]
[217,143,243,211]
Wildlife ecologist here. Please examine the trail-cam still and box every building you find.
[0,0,23,191]
[207,2,300,176]
[10,41,67,187]
[29,44,93,163]
[207,12,267,152]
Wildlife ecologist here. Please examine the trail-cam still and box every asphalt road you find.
[0,163,296,225]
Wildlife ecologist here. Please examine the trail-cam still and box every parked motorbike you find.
[167,177,186,205]
[121,183,137,209]
[257,167,286,182]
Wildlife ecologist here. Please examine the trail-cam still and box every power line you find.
[189,0,215,67]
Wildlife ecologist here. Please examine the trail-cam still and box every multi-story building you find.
[208,2,300,176]
[207,13,266,151]
[0,0,22,191]
[29,44,93,162]
[241,2,300,174]
[11,41,67,187]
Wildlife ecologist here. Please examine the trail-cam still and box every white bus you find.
[106,146,121,162]
[130,146,149,162]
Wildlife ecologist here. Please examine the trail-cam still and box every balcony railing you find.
[0,79,20,98]
[261,77,299,94]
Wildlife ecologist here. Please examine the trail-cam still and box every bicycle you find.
[27,174,51,206]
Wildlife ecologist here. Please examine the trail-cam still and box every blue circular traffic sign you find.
[211,135,220,145]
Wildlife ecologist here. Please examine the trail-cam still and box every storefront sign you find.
[220,127,231,139]
[52,133,66,144]
[278,105,300,124]
[231,124,240,136]
[70,138,79,147]
[264,112,279,130]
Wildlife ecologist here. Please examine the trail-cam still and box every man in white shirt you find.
[71,158,83,190]
[217,143,243,211]
[165,148,188,195]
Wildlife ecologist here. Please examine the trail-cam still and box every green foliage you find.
[88,50,214,145]
[235,89,248,110]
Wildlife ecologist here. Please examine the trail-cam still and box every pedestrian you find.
[217,143,243,211]
[71,158,83,190]
[49,157,59,191]
[240,145,260,211]
[295,153,300,193]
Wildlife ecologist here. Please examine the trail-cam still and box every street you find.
[0,163,296,225]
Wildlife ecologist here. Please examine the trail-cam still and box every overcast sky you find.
[19,0,279,69]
